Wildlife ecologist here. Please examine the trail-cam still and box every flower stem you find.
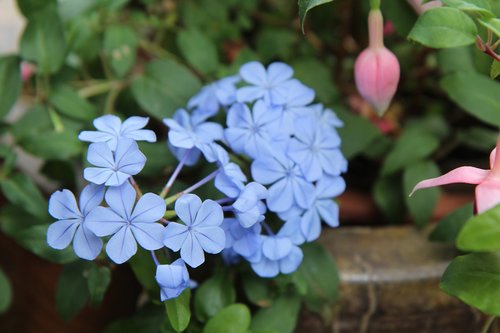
[78,81,116,99]
[165,170,219,206]
[481,315,495,333]
[129,177,143,197]
[48,107,64,133]
[262,222,275,236]
[160,150,191,199]
[164,210,177,220]
[150,250,160,266]
[370,0,381,10]
[368,7,384,49]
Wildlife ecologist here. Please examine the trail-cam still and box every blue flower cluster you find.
[46,61,347,302]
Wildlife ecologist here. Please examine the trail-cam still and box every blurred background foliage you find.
[0,0,499,331]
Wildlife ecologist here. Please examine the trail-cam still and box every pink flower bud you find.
[354,9,400,116]
[20,62,36,82]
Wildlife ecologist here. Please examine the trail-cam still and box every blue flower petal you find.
[105,182,136,219]
[48,189,81,220]
[278,246,303,274]
[86,206,126,237]
[251,257,280,278]
[106,226,137,264]
[193,200,223,227]
[73,225,103,260]
[79,184,105,216]
[87,142,115,168]
[239,61,267,85]
[115,139,146,175]
[163,222,189,251]
[194,227,225,254]
[131,193,166,223]
[262,236,293,261]
[267,62,293,84]
[316,200,339,228]
[175,194,202,226]
[180,233,205,268]
[46,219,79,249]
[300,209,321,242]
[131,222,165,250]
[83,167,114,185]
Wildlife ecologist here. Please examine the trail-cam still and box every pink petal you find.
[410,166,489,196]
[475,178,500,213]
[490,148,496,170]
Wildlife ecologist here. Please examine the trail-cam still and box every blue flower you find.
[251,153,314,212]
[300,175,345,241]
[86,182,166,264]
[163,109,223,150]
[79,115,156,151]
[155,258,190,301]
[188,76,240,119]
[311,104,344,128]
[47,184,104,260]
[224,101,282,159]
[215,162,247,198]
[221,218,262,259]
[163,194,225,268]
[277,216,306,245]
[232,182,267,228]
[84,138,146,186]
[287,115,345,182]
[250,235,303,278]
[236,61,294,106]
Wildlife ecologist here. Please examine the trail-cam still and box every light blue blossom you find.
[232,182,267,228]
[215,162,247,198]
[287,115,344,182]
[224,101,282,159]
[155,258,190,301]
[221,218,262,259]
[189,76,240,119]
[79,115,156,151]
[237,61,294,106]
[250,235,303,278]
[86,182,166,264]
[311,103,343,128]
[251,153,314,212]
[84,138,146,186]
[47,184,104,260]
[163,194,225,268]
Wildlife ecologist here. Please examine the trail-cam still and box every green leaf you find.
[404,161,441,227]
[129,248,159,291]
[0,56,22,118]
[408,7,477,48]
[19,130,83,160]
[257,29,297,62]
[298,0,334,33]
[440,72,500,126]
[203,304,251,333]
[373,175,406,224]
[250,294,301,333]
[131,59,201,119]
[381,128,439,176]
[294,243,339,312]
[242,274,274,307]
[490,60,500,79]
[478,18,500,37]
[104,25,138,78]
[437,46,476,74]
[177,29,218,74]
[194,272,236,322]
[334,109,381,159]
[56,262,90,321]
[0,268,12,314]
[16,0,57,18]
[105,305,167,333]
[457,126,498,152]
[15,224,78,263]
[138,142,177,177]
[292,58,338,104]
[165,289,191,332]
[429,203,473,243]
[441,0,493,18]
[456,204,500,251]
[87,265,111,306]
[440,253,500,315]
[20,7,66,74]
[381,0,418,37]
[49,85,98,121]
[10,104,52,140]
[0,173,47,219]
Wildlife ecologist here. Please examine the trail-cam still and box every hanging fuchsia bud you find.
[354,8,400,116]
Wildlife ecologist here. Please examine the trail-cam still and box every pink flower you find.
[411,138,500,214]
[354,9,400,116]
[20,62,36,82]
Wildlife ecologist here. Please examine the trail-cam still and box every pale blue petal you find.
[233,233,262,258]
[239,61,267,85]
[87,142,114,168]
[168,130,195,149]
[251,157,285,185]
[236,86,265,103]
[277,216,305,245]
[79,184,105,216]
[262,236,293,261]
[194,227,225,253]
[106,226,137,264]
[224,128,250,154]
[279,246,303,274]
[293,176,315,209]
[83,167,114,185]
[163,222,189,251]
[180,233,205,268]
[267,62,293,84]
[48,189,81,220]
[251,257,279,278]
[104,171,131,187]
[195,122,223,143]
[93,115,121,133]
[300,209,321,242]
[175,194,202,226]
[125,129,157,143]
[267,179,294,212]
[131,193,166,223]
[46,219,79,249]
[226,103,252,128]
[131,222,165,250]
[105,182,136,219]
[78,131,115,144]
[193,200,223,227]
[315,175,346,199]
[316,200,340,228]
[73,225,103,260]
[86,206,126,236]
[115,139,146,174]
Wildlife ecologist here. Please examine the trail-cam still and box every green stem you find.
[482,315,496,333]
[78,81,116,98]
[48,107,64,132]
[370,0,381,10]
[164,210,177,220]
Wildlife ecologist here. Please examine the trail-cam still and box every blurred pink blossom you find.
[21,62,36,82]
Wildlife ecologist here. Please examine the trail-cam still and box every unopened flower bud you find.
[354,9,400,116]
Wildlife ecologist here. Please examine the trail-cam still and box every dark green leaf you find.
[250,294,301,333]
[165,289,191,332]
[20,7,66,74]
[19,130,82,160]
[381,1,418,37]
[373,175,406,224]
[242,274,273,307]
[441,253,500,315]
[257,29,297,62]
[104,25,138,78]
[194,273,236,322]
[131,59,201,119]
[294,243,339,312]
[381,128,439,176]
[457,127,498,152]
[440,72,500,126]
[457,204,500,251]
[16,0,57,17]
[87,265,112,306]
[138,142,177,177]
[10,104,52,140]
[0,173,47,219]
[56,262,89,321]
[298,0,334,33]
[129,248,159,291]
[491,60,500,79]
[408,7,477,48]
[105,305,167,333]
[0,268,12,314]
[49,85,98,121]
[292,58,338,104]
[441,0,493,18]
[177,29,218,74]
[0,55,22,118]
[429,203,473,243]
[203,304,251,333]
[404,161,441,227]
[334,109,381,159]
[478,17,500,37]
[437,46,476,74]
